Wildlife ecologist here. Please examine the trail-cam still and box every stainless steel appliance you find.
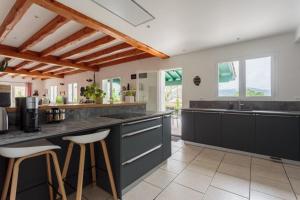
[16,97,40,132]
[0,85,10,134]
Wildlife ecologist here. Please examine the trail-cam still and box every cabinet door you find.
[221,113,255,152]
[163,114,172,160]
[255,114,300,160]
[194,112,221,146]
[181,110,195,142]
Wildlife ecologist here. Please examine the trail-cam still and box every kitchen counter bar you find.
[0,111,170,146]
[182,108,300,116]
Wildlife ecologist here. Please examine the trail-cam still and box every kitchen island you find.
[0,103,172,200]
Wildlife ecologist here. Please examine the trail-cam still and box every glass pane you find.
[68,84,72,102]
[246,57,271,97]
[14,86,26,97]
[102,79,111,103]
[112,78,121,102]
[73,83,78,103]
[218,61,239,97]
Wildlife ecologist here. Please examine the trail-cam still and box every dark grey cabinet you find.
[194,111,221,146]
[221,113,255,152]
[163,114,172,160]
[255,114,300,160]
[182,110,194,141]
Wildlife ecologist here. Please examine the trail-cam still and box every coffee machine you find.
[16,97,40,132]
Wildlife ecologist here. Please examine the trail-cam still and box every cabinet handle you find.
[122,144,162,165]
[256,114,299,118]
[122,116,161,125]
[122,124,162,138]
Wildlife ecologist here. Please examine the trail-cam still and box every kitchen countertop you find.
[182,108,300,116]
[0,111,172,146]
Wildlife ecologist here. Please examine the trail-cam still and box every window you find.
[50,86,57,103]
[68,83,78,103]
[102,78,121,103]
[246,57,271,97]
[218,61,240,97]
[218,56,272,98]
[14,86,26,98]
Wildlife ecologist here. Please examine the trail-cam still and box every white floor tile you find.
[174,169,212,193]
[251,164,289,184]
[123,181,161,200]
[171,150,197,162]
[290,178,300,195]
[223,153,251,168]
[156,182,204,200]
[160,158,188,174]
[250,190,283,200]
[252,158,284,171]
[144,169,177,189]
[284,164,300,180]
[211,173,250,198]
[186,159,218,177]
[218,162,250,179]
[251,176,296,200]
[204,186,248,200]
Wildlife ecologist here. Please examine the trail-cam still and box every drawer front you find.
[122,125,162,162]
[121,116,162,134]
[121,145,163,188]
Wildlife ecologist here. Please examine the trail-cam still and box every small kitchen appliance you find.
[0,85,11,134]
[16,97,40,132]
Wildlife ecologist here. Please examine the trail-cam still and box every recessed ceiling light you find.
[90,0,155,27]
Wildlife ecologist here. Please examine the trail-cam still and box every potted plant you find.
[124,90,135,103]
[83,83,106,104]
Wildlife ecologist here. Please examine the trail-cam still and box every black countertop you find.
[0,111,171,146]
[182,108,300,116]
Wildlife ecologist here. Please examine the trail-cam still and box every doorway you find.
[164,69,183,136]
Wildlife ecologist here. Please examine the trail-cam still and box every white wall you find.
[95,32,300,108]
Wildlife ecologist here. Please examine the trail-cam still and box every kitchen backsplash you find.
[190,101,300,111]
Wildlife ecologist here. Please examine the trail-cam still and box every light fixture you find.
[90,0,154,26]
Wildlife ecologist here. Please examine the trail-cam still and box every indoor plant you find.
[124,90,135,103]
[83,83,106,104]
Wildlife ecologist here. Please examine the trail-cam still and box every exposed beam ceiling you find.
[87,49,143,66]
[5,67,63,78]
[41,66,61,74]
[14,61,31,71]
[40,27,96,57]
[53,68,77,75]
[30,0,169,59]
[97,53,153,68]
[18,15,70,52]
[0,45,97,71]
[0,73,8,77]
[75,43,131,63]
[59,35,115,60]
[28,63,48,72]
[0,0,32,42]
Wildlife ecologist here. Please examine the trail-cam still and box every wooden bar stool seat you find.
[61,129,118,200]
[0,139,67,200]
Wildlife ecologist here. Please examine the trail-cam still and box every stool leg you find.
[10,158,22,200]
[46,154,54,200]
[76,144,86,200]
[62,142,74,179]
[100,140,118,200]
[49,151,67,200]
[1,158,15,200]
[89,143,96,184]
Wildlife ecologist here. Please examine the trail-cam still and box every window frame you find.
[68,83,78,103]
[102,77,121,103]
[49,85,58,103]
[216,54,275,100]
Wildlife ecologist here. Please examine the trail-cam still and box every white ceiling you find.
[56,0,300,56]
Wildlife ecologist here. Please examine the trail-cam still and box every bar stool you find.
[0,139,67,200]
[61,129,117,200]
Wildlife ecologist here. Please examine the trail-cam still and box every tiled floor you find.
[70,140,300,200]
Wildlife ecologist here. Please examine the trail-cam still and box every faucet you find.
[238,100,245,110]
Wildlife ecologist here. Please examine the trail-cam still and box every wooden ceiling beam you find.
[5,67,63,78]
[30,0,169,59]
[75,43,131,63]
[0,73,8,77]
[40,27,96,57]
[18,15,70,52]
[53,68,77,75]
[0,45,97,71]
[0,0,32,42]
[14,60,31,71]
[63,69,85,76]
[28,63,48,72]
[97,53,153,69]
[41,66,62,74]
[87,49,143,66]
[59,35,115,60]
